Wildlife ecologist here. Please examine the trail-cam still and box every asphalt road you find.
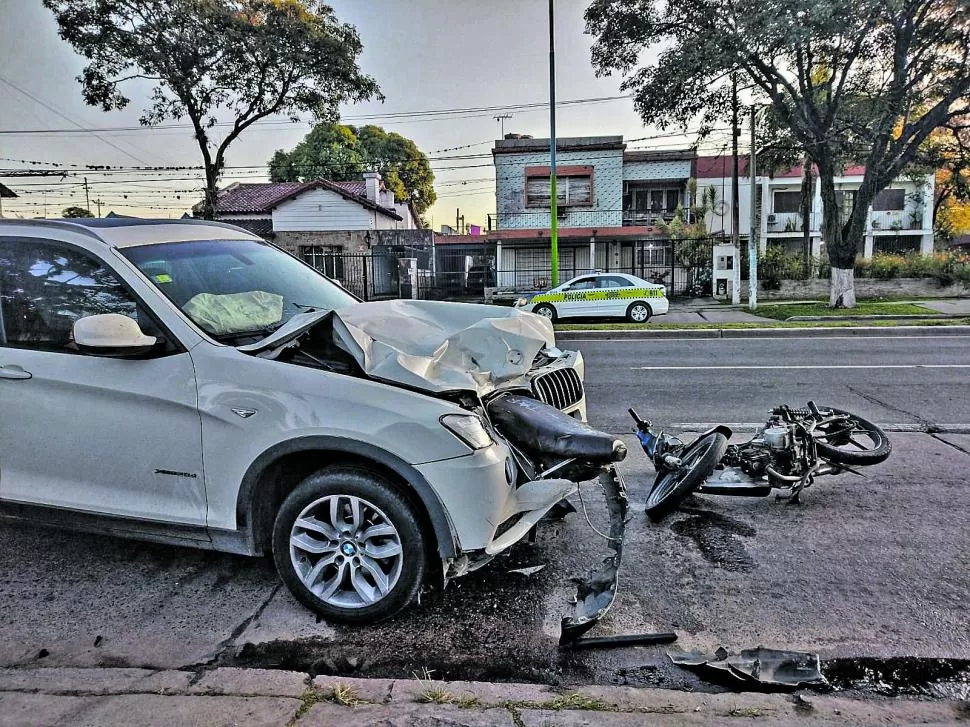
[574,334,970,434]
[1,334,968,698]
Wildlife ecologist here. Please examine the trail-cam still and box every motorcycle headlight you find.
[440,414,493,450]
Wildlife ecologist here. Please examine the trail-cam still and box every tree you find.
[587,0,970,306]
[269,123,437,216]
[45,0,381,219]
[62,206,94,218]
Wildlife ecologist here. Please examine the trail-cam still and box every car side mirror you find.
[561,285,571,291]
[73,314,158,357]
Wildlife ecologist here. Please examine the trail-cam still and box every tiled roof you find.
[212,182,312,213]
[206,180,400,220]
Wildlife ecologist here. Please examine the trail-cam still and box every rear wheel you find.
[626,301,652,323]
[533,303,557,321]
[272,466,427,623]
[646,433,728,521]
[810,407,891,465]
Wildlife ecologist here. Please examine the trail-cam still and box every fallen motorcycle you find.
[630,401,892,520]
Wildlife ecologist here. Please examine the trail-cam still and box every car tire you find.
[532,303,558,321]
[626,301,652,323]
[272,466,427,624]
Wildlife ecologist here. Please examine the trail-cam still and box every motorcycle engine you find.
[762,425,791,450]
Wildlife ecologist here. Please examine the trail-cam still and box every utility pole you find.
[494,114,512,138]
[548,0,559,287]
[93,198,104,217]
[730,74,741,304]
[748,106,759,310]
[83,177,91,214]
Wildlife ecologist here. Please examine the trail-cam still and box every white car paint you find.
[0,219,587,565]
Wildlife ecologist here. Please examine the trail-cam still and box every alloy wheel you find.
[289,494,404,609]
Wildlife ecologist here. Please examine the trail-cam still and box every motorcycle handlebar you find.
[628,408,651,430]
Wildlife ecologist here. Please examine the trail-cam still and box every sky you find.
[0,0,730,227]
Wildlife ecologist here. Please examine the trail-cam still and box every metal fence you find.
[495,238,719,297]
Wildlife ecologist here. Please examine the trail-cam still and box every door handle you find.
[0,365,32,380]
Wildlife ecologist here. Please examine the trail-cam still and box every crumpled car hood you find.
[239,299,556,395]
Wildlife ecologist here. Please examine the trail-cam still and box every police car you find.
[514,273,669,322]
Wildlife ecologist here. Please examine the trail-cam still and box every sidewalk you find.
[662,297,970,325]
[0,666,963,726]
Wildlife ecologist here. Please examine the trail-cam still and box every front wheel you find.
[811,407,892,466]
[626,301,652,323]
[272,466,427,624]
[646,433,728,521]
[532,303,557,321]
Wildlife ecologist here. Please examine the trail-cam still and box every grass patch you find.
[326,684,365,707]
[413,667,455,705]
[554,317,970,331]
[754,302,933,320]
[287,687,326,726]
[545,693,615,711]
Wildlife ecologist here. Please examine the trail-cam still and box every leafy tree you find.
[62,206,94,218]
[587,0,970,306]
[269,123,437,216]
[45,0,381,219]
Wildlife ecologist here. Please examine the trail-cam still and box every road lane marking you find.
[631,364,970,370]
[655,423,970,433]
[567,335,970,343]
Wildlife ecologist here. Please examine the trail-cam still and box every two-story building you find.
[490,134,936,292]
[695,157,935,259]
[491,135,695,289]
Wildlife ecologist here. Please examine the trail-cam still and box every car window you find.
[0,238,159,354]
[122,238,357,342]
[567,277,596,290]
[597,276,631,289]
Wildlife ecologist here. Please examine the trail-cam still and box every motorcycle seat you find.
[487,394,627,464]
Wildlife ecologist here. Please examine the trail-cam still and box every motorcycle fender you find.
[699,425,733,441]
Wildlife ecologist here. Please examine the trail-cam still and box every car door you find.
[558,276,597,318]
[0,237,207,527]
[596,276,634,318]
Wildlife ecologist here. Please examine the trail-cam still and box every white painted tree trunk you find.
[830,267,856,308]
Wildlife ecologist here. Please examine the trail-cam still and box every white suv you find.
[0,219,594,623]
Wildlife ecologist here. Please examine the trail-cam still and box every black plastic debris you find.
[668,647,826,689]
[566,632,678,650]
[560,466,628,645]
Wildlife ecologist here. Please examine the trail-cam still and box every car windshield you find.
[121,238,357,342]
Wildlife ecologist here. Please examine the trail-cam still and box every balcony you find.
[870,209,925,232]
[622,209,676,227]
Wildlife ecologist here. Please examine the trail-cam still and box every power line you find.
[0,96,632,136]
[0,75,155,166]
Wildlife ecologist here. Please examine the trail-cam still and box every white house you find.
[695,156,935,258]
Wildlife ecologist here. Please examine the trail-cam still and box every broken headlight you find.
[440,414,494,450]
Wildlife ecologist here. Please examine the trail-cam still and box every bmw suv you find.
[0,218,589,623]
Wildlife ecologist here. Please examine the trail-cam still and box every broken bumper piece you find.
[560,465,628,645]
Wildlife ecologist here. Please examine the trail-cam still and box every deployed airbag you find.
[183,291,283,336]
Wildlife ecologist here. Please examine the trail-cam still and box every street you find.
[576,334,970,433]
[1,334,968,698]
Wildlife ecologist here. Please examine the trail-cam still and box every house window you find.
[300,245,345,279]
[872,189,905,211]
[525,175,593,207]
[773,191,801,214]
[631,188,681,214]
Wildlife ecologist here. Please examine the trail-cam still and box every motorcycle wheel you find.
[645,432,728,522]
[811,407,892,465]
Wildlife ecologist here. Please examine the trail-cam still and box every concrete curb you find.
[556,324,970,340]
[0,667,964,726]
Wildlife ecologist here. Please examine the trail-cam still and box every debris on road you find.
[507,565,546,577]
[565,632,678,650]
[668,646,825,689]
[560,467,629,645]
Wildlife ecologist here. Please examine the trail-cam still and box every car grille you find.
[531,368,584,410]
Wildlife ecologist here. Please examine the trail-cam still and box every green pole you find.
[548,0,559,287]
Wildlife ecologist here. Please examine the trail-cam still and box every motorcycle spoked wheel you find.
[645,432,728,522]
[810,407,892,466]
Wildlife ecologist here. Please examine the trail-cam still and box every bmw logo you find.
[341,542,357,556]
